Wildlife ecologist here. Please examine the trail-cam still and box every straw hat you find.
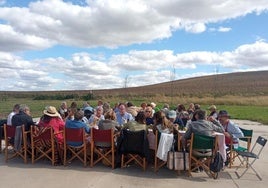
[209,105,217,111]
[43,106,60,117]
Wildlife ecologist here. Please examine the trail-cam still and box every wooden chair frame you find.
[229,127,253,168]
[3,124,30,163]
[63,127,88,167]
[120,129,148,171]
[90,128,115,169]
[189,133,219,179]
[31,126,55,165]
[154,130,167,172]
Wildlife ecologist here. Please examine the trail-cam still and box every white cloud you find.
[1,40,268,91]
[0,0,267,50]
[0,1,268,91]
[218,26,231,32]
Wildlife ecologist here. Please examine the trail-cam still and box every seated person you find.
[144,106,154,126]
[218,110,244,147]
[115,103,134,126]
[123,111,147,132]
[38,106,65,144]
[65,110,90,146]
[183,109,224,157]
[153,111,173,134]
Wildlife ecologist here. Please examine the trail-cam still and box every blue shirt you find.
[116,112,134,126]
[65,119,90,146]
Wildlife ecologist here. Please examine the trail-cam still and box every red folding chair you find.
[90,128,115,169]
[63,127,88,167]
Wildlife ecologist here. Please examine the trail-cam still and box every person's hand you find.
[207,116,215,122]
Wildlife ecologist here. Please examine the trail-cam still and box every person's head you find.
[126,101,134,107]
[194,109,206,120]
[194,103,201,110]
[163,103,169,109]
[140,102,147,110]
[144,106,153,118]
[177,104,186,112]
[43,106,60,118]
[135,111,146,124]
[13,104,20,113]
[209,105,217,112]
[70,101,78,109]
[103,102,111,114]
[153,111,166,125]
[150,102,156,109]
[167,110,177,122]
[68,107,77,117]
[19,104,31,115]
[218,110,230,124]
[118,103,126,115]
[61,101,67,109]
[95,106,103,117]
[84,109,94,119]
[97,100,103,106]
[74,110,84,121]
[104,109,116,120]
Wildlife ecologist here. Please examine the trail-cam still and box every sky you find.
[0,0,268,91]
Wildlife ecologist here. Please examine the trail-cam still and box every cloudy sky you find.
[0,0,268,91]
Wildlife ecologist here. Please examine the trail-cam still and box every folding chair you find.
[63,127,88,167]
[31,126,56,165]
[3,124,30,163]
[90,128,115,169]
[120,129,149,171]
[189,133,219,179]
[154,130,167,172]
[0,124,4,153]
[235,136,267,180]
[228,127,253,168]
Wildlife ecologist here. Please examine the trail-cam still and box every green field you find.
[1,97,267,125]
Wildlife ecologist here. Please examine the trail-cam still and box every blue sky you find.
[0,0,268,91]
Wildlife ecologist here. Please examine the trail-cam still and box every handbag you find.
[167,140,189,171]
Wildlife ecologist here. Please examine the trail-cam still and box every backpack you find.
[210,151,224,172]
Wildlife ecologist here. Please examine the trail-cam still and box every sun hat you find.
[168,110,177,119]
[218,110,230,117]
[43,106,60,117]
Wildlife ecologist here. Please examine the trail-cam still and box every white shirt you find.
[7,111,15,125]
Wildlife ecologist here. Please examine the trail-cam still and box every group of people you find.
[5,101,244,166]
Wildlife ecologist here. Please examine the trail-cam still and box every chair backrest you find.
[32,126,53,141]
[239,127,253,143]
[120,129,149,157]
[191,134,216,150]
[92,128,113,143]
[256,136,267,147]
[64,127,85,142]
[5,125,16,137]
[250,136,267,158]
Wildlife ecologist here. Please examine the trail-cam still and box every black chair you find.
[235,136,267,180]
[120,129,149,171]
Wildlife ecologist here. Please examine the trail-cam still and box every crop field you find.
[1,71,268,124]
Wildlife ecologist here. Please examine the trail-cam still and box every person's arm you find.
[228,122,244,138]
[207,116,224,133]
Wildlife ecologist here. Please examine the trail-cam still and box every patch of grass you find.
[214,105,268,125]
[1,97,268,125]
